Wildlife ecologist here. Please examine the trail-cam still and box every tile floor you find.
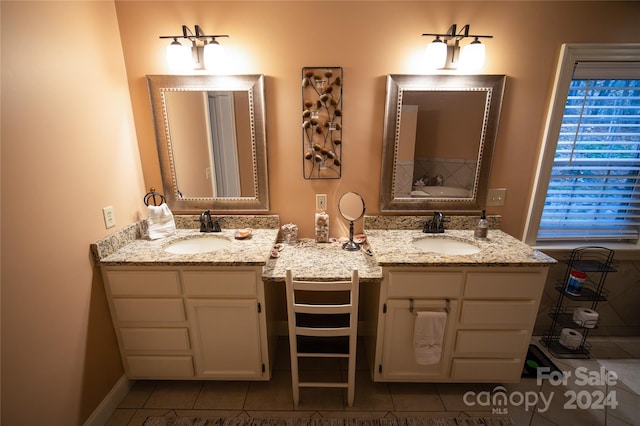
[106,337,640,426]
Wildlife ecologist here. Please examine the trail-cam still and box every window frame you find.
[523,43,640,249]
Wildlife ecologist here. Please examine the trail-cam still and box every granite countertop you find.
[366,229,556,267]
[262,239,383,283]
[93,215,555,275]
[98,229,279,266]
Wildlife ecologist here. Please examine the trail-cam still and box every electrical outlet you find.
[103,206,116,229]
[316,194,327,211]
[486,188,507,206]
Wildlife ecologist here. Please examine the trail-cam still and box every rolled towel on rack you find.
[559,328,583,350]
[147,203,176,240]
[413,311,447,365]
[573,307,599,328]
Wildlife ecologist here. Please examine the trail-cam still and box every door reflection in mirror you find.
[164,90,254,198]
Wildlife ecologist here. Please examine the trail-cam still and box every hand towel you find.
[413,311,447,365]
[147,203,176,240]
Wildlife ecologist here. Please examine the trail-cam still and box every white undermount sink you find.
[164,235,231,255]
[412,237,480,255]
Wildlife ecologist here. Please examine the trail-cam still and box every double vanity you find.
[101,70,559,385]
[92,214,555,384]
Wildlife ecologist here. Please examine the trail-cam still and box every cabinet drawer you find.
[183,270,258,297]
[465,271,546,299]
[126,355,194,378]
[121,328,190,352]
[459,300,537,328]
[455,330,529,356]
[451,358,522,382]
[107,270,181,296]
[387,272,462,298]
[113,298,185,322]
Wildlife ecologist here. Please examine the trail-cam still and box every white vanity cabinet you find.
[452,270,547,382]
[375,270,461,381]
[370,267,548,383]
[182,270,266,379]
[102,266,275,380]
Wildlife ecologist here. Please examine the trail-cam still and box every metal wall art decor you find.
[301,67,343,179]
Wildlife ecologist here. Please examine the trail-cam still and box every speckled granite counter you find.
[366,229,556,267]
[98,229,279,266]
[262,239,383,283]
[93,214,554,275]
[92,215,281,267]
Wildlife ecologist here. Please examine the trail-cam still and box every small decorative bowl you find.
[234,228,252,239]
[353,234,367,244]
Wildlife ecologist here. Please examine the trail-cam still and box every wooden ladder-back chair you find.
[285,269,359,407]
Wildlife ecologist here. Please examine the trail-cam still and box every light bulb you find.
[425,37,447,70]
[166,39,191,72]
[459,38,485,71]
[203,40,225,71]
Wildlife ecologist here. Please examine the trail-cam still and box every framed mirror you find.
[147,74,269,212]
[380,74,505,212]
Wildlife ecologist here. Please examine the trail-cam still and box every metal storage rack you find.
[541,246,617,358]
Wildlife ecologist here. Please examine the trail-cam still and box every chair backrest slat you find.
[294,304,352,315]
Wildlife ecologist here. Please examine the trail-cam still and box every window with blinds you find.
[537,62,640,242]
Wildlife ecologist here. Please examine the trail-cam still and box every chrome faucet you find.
[200,210,221,233]
[423,211,446,233]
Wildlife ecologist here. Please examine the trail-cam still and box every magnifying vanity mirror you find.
[147,74,269,212]
[338,192,366,251]
[380,74,505,212]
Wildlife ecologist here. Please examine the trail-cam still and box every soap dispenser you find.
[474,210,488,239]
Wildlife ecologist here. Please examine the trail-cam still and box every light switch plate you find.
[316,194,327,211]
[486,188,507,206]
[103,206,116,229]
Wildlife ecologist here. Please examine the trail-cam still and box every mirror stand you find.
[343,220,359,251]
[338,192,366,252]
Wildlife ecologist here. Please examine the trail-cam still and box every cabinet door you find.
[186,299,263,379]
[379,299,457,381]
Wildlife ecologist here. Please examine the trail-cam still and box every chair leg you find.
[290,352,300,406]
[292,384,299,406]
[347,354,356,407]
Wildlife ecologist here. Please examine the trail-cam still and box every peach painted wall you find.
[1,1,146,424]
[115,1,640,239]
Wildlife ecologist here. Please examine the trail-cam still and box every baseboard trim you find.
[83,375,134,426]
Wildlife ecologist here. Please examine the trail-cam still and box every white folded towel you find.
[413,311,447,365]
[147,203,176,240]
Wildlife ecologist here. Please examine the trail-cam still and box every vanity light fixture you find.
[160,25,229,71]
[422,24,492,71]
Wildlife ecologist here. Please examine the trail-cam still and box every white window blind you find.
[537,62,640,242]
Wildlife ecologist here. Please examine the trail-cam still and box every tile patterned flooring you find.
[106,337,640,426]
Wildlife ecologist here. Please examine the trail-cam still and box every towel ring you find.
[409,298,450,316]
[144,187,166,207]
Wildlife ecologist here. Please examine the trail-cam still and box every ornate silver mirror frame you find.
[380,74,505,212]
[147,74,269,212]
